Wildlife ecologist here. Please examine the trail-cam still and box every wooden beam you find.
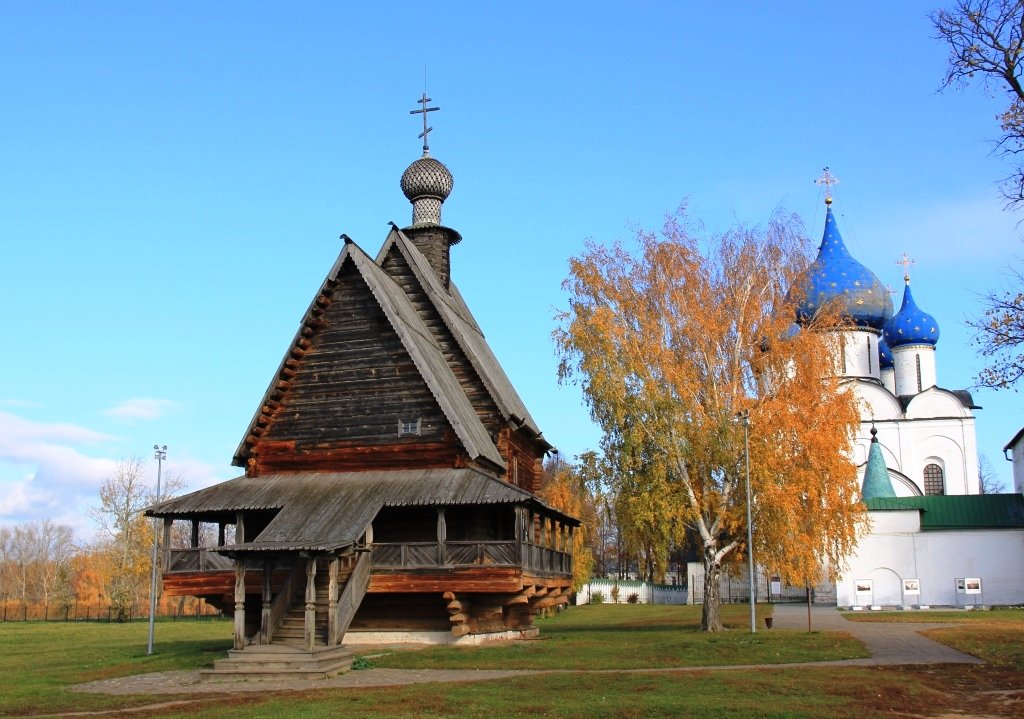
[304,558,317,652]
[436,508,446,567]
[259,561,272,645]
[327,557,340,646]
[161,519,172,572]
[233,561,246,650]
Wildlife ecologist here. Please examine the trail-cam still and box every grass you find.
[369,604,867,670]
[0,617,232,715]
[1,606,1022,718]
[157,667,959,719]
[841,607,1024,624]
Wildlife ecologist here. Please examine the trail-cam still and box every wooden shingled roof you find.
[146,468,578,554]
[376,227,546,441]
[232,225,553,471]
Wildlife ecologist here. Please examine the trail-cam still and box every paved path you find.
[70,606,981,700]
[770,604,983,666]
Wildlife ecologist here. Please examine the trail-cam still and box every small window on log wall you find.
[398,418,422,437]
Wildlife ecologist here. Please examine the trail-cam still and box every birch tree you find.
[556,208,866,630]
[933,0,1024,208]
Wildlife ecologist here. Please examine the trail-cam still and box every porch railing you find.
[164,540,573,576]
[166,547,234,573]
[371,540,570,574]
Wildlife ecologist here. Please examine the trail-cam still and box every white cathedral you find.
[795,194,1024,608]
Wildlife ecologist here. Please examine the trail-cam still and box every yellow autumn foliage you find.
[556,207,867,630]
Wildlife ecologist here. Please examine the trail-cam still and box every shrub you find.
[610,585,621,604]
[351,656,374,671]
[590,590,605,604]
[626,592,640,604]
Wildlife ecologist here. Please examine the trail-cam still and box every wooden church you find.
[146,98,577,674]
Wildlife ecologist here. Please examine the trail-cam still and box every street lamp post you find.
[739,411,756,633]
[147,444,167,655]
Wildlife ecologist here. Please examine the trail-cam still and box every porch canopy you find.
[144,467,578,557]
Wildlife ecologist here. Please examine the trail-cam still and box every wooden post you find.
[436,508,447,566]
[217,522,226,547]
[161,519,172,571]
[514,507,524,566]
[364,523,374,546]
[260,561,272,645]
[190,520,200,548]
[567,525,575,574]
[235,512,246,544]
[304,558,317,651]
[233,560,246,650]
[327,557,339,645]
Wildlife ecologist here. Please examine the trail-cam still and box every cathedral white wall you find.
[905,390,969,419]
[837,515,1024,606]
[892,345,936,396]
[838,329,881,380]
[1009,439,1024,494]
[853,381,979,496]
[855,383,902,423]
[880,367,896,395]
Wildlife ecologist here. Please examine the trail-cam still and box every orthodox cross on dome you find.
[409,92,440,155]
[896,252,916,283]
[815,166,839,204]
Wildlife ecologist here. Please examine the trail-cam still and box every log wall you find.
[249,258,462,473]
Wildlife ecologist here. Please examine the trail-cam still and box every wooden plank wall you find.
[251,258,462,473]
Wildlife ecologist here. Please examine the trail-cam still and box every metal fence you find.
[0,601,224,623]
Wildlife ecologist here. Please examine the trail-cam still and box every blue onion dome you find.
[794,201,894,329]
[883,278,940,348]
[878,336,894,369]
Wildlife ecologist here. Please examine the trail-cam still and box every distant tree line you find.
[0,457,210,621]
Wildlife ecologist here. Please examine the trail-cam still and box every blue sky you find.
[2,1,1022,538]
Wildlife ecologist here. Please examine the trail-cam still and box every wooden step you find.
[202,645,351,682]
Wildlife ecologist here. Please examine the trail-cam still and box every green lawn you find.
[368,604,867,670]
[164,667,956,719]
[1,606,1021,718]
[0,617,232,715]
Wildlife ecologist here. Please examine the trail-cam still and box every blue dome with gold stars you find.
[795,203,893,329]
[878,336,894,369]
[883,280,940,348]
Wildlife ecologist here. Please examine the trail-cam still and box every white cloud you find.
[0,409,231,541]
[0,399,41,409]
[103,398,178,422]
[0,412,118,538]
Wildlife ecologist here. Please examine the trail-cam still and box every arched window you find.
[923,463,944,496]
[915,354,923,393]
[867,336,872,374]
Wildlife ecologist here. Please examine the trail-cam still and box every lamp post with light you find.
[147,444,167,655]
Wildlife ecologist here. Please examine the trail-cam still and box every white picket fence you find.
[577,579,688,605]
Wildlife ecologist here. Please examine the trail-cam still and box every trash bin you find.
[764,616,773,629]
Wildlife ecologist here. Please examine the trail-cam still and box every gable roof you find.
[145,467,578,554]
[864,494,1024,530]
[376,226,547,446]
[233,238,505,469]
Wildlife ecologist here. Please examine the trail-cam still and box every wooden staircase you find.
[273,564,340,646]
[201,553,369,682]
